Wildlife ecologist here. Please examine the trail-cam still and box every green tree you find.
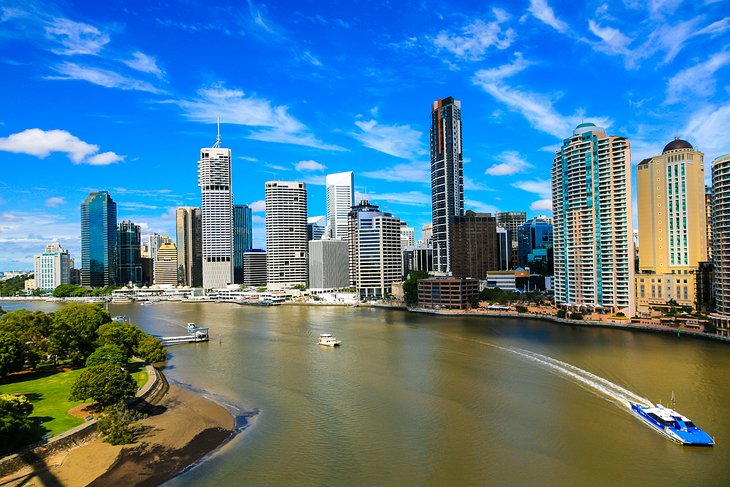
[97,403,146,445]
[0,331,24,378]
[403,270,429,306]
[135,335,166,363]
[0,309,53,368]
[0,276,28,297]
[0,394,34,449]
[52,284,87,297]
[86,344,128,367]
[97,322,142,357]
[69,363,138,408]
[49,303,111,365]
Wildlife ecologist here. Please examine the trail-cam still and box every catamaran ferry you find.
[318,334,341,347]
[630,402,714,446]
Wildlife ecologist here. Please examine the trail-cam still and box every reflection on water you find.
[3,301,729,485]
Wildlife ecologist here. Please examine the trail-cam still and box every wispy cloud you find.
[527,0,568,33]
[169,83,343,150]
[249,200,266,212]
[356,190,430,207]
[683,103,730,157]
[432,8,515,61]
[48,62,166,94]
[512,179,552,199]
[361,161,429,183]
[44,196,66,207]
[44,18,110,55]
[485,151,533,176]
[123,51,165,78]
[465,199,500,214]
[352,119,425,159]
[295,159,326,171]
[0,128,124,165]
[666,51,730,104]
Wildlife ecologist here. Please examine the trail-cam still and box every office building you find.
[636,138,707,312]
[348,200,402,298]
[430,97,463,273]
[153,236,178,285]
[497,212,527,269]
[81,191,117,287]
[400,224,415,251]
[421,223,433,245]
[234,204,253,284]
[265,181,308,288]
[308,239,349,289]
[176,207,203,287]
[147,234,163,261]
[403,243,434,276]
[243,249,267,286]
[307,216,326,241]
[326,171,354,240]
[33,242,70,291]
[417,276,479,309]
[450,212,500,279]
[117,220,142,285]
[552,123,634,316]
[199,125,233,289]
[711,154,730,335]
[517,215,553,274]
[497,227,509,270]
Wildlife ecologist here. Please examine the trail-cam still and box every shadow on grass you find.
[1,366,73,385]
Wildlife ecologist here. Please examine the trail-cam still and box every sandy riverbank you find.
[1,383,235,486]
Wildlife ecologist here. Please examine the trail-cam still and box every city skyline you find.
[2,0,730,270]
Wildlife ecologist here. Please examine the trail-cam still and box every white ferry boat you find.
[318,334,341,347]
[630,402,714,446]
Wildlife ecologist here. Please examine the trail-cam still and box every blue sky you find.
[1,0,729,270]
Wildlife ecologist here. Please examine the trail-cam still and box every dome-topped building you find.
[663,137,693,153]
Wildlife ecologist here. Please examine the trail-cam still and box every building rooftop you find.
[663,137,693,153]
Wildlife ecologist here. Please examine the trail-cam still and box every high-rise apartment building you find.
[496,212,527,269]
[450,212,500,279]
[400,224,415,251]
[176,207,203,287]
[148,234,163,261]
[117,220,142,285]
[706,186,713,260]
[636,138,707,311]
[233,204,253,284]
[430,97,463,274]
[552,123,634,316]
[33,242,70,291]
[711,155,730,335]
[326,171,354,240]
[308,239,349,289]
[265,181,308,288]
[153,236,178,285]
[198,127,233,289]
[81,191,117,287]
[348,200,402,298]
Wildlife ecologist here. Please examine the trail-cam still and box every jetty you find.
[160,324,210,345]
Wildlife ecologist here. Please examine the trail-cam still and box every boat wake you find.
[474,340,653,409]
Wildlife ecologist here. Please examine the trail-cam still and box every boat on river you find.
[318,334,341,347]
[630,402,714,445]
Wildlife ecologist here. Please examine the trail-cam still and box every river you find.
[3,301,729,485]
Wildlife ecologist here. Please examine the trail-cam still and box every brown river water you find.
[4,301,730,486]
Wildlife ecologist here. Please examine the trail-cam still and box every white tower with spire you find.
[198,119,233,289]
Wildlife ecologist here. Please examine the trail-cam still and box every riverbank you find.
[409,307,730,343]
[0,378,236,486]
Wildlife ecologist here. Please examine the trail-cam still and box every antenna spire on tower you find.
[213,117,221,148]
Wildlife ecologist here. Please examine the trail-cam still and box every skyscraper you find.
[243,249,267,286]
[34,242,70,291]
[636,138,707,311]
[148,234,163,261]
[81,191,117,287]
[496,211,527,269]
[176,207,203,287]
[450,212,500,279]
[233,204,253,284]
[348,200,402,298]
[517,215,553,272]
[326,171,354,240]
[153,236,178,285]
[117,220,142,285]
[710,155,730,335]
[265,181,308,288]
[308,239,349,289]
[307,216,326,241]
[552,123,634,316]
[198,124,233,289]
[430,97,463,274]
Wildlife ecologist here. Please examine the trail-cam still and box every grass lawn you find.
[0,363,149,447]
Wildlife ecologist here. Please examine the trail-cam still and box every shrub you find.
[0,394,34,446]
[97,403,147,445]
[515,305,528,313]
[571,313,584,320]
[557,309,566,318]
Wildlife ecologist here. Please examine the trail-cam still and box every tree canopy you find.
[49,303,111,365]
[86,344,128,367]
[403,270,430,306]
[0,394,34,451]
[69,363,138,407]
[0,332,24,378]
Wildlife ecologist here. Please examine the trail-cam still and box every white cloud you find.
[48,62,165,94]
[0,211,80,269]
[528,0,568,33]
[356,191,430,207]
[123,51,165,78]
[249,200,266,212]
[588,19,633,58]
[666,51,730,104]
[683,104,730,157]
[433,9,515,61]
[361,161,429,183]
[44,18,110,55]
[485,151,533,176]
[465,199,500,214]
[530,199,553,211]
[512,179,552,199]
[170,83,343,151]
[353,119,425,159]
[44,196,66,207]
[0,128,124,165]
[295,159,326,171]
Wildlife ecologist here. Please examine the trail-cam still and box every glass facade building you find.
[233,204,253,284]
[117,220,142,285]
[517,216,553,273]
[81,191,118,287]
